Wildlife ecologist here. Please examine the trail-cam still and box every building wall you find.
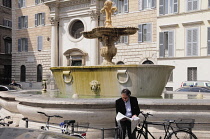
[12,0,51,89]
[157,0,210,90]
[112,0,157,64]
[0,0,12,84]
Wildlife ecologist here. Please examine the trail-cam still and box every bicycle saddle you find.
[64,120,75,125]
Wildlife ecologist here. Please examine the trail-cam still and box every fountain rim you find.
[50,65,175,70]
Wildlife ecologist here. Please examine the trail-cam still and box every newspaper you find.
[116,112,140,132]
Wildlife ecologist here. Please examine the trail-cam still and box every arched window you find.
[4,37,12,54]
[116,61,125,65]
[20,65,26,82]
[142,60,154,64]
[37,64,42,82]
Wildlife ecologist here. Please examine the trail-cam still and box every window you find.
[116,36,128,44]
[18,0,26,8]
[186,28,198,56]
[37,36,43,51]
[20,65,26,82]
[64,48,86,66]
[3,20,12,28]
[159,31,174,57]
[113,0,129,13]
[209,0,210,8]
[4,37,12,54]
[69,20,84,39]
[35,0,43,4]
[18,38,28,52]
[159,0,178,15]
[187,67,197,81]
[138,23,152,42]
[116,61,125,65]
[37,65,42,82]
[3,0,11,8]
[168,71,173,82]
[142,60,154,64]
[187,0,199,11]
[35,13,45,26]
[139,0,156,10]
[18,16,28,29]
[208,27,210,55]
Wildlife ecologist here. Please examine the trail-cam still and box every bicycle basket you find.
[175,119,195,129]
[74,122,89,133]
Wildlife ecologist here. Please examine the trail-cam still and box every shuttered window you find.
[138,23,152,42]
[37,36,43,51]
[113,0,129,13]
[18,0,25,8]
[208,28,210,55]
[35,13,45,27]
[186,28,198,56]
[187,0,198,11]
[116,36,128,44]
[18,16,28,29]
[18,38,28,52]
[35,0,43,4]
[209,0,210,7]
[187,67,197,81]
[159,31,174,57]
[3,0,11,8]
[159,0,178,15]
[139,0,156,10]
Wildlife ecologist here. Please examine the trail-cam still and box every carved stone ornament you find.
[49,17,58,25]
[88,10,99,20]
[63,71,73,84]
[90,80,100,95]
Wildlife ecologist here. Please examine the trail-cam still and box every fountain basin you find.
[82,27,138,39]
[51,65,174,98]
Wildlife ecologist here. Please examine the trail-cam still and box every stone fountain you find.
[50,0,174,98]
[0,0,174,138]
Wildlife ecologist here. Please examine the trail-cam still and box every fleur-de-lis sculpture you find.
[100,0,117,27]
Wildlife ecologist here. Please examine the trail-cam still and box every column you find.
[50,17,58,67]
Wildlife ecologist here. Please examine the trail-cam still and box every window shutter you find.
[192,29,198,56]
[18,0,21,8]
[124,0,129,13]
[209,0,210,7]
[138,24,142,42]
[159,0,164,15]
[37,36,43,51]
[125,36,128,44]
[25,16,28,28]
[208,28,210,55]
[193,0,198,11]
[35,14,38,27]
[187,29,192,56]
[18,39,21,52]
[139,0,142,10]
[173,0,178,13]
[152,0,156,8]
[25,38,28,52]
[187,0,192,11]
[23,0,25,7]
[146,23,152,42]
[35,0,38,4]
[168,31,174,57]
[42,13,45,25]
[18,17,21,29]
[159,32,165,57]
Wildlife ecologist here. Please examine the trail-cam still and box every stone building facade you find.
[157,0,210,90]
[0,0,12,85]
[12,0,51,89]
[112,0,157,65]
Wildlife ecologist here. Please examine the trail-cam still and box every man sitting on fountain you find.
[115,89,140,139]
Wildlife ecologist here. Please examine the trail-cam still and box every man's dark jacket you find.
[115,96,140,117]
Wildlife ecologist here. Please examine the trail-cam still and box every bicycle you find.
[136,111,197,139]
[0,116,13,127]
[37,111,87,139]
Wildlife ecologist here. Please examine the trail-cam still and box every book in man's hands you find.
[116,112,140,132]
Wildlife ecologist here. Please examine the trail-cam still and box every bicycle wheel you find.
[167,130,197,139]
[136,131,147,139]
[71,134,85,139]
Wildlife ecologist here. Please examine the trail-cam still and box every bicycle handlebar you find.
[37,111,63,118]
[140,111,153,117]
